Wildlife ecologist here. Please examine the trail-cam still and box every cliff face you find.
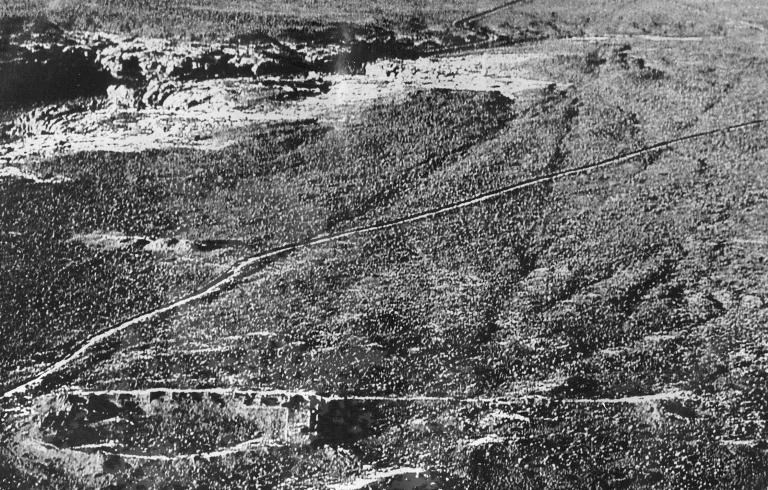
[0,43,113,107]
[0,17,506,111]
[0,29,310,110]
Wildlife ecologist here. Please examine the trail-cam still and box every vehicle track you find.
[452,1,528,30]
[449,0,725,51]
[2,118,765,403]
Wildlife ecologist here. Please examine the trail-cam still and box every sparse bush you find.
[582,47,606,73]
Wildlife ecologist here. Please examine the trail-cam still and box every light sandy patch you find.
[70,231,224,256]
[0,165,70,184]
[463,434,507,448]
[564,390,695,404]
[329,467,428,490]
[643,333,681,343]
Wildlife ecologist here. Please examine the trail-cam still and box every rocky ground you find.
[2,1,768,489]
[0,16,540,166]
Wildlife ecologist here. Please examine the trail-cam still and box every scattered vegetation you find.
[1,0,500,40]
[478,0,768,38]
[2,0,768,487]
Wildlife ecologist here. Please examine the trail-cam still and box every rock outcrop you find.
[1,18,510,113]
[0,42,113,107]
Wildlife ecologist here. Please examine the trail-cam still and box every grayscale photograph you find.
[1,0,767,488]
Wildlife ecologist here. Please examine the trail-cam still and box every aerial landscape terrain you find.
[1,0,768,488]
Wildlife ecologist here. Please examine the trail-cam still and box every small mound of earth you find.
[72,232,207,256]
[0,165,69,184]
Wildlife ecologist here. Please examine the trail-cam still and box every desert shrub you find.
[582,47,606,73]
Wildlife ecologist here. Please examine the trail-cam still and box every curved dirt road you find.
[3,118,765,402]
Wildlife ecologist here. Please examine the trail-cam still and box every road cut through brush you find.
[1,117,766,403]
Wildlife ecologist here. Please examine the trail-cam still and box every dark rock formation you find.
[0,44,113,108]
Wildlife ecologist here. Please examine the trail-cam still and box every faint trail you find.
[417,0,535,57]
[2,118,765,402]
[721,439,760,446]
[0,247,294,400]
[568,35,709,42]
[680,0,767,33]
[66,387,319,398]
[25,437,280,463]
[57,387,693,405]
[453,1,527,30]
[564,391,692,404]
[118,438,282,461]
